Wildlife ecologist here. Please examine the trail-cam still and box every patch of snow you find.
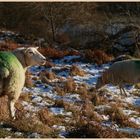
[95,105,111,111]
[124,96,140,107]
[28,132,41,138]
[123,109,139,116]
[32,96,42,103]
[14,132,23,137]
[21,101,40,112]
[129,117,140,125]
[102,121,119,130]
[54,55,81,64]
[118,127,140,136]
[101,115,110,121]
[50,107,72,116]
[63,93,81,102]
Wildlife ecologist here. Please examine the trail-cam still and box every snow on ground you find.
[19,55,140,137]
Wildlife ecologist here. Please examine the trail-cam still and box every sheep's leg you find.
[122,87,128,96]
[119,85,127,96]
[119,86,123,96]
[8,99,16,119]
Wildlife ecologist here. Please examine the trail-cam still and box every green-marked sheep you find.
[0,47,46,119]
[96,59,140,96]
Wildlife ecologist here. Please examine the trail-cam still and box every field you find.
[0,2,139,138]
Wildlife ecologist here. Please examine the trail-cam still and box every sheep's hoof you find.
[10,116,16,121]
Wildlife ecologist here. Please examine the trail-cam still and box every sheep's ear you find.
[35,46,39,50]
[24,47,29,53]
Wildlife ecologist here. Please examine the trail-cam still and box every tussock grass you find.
[104,103,139,128]
[70,65,86,76]
[63,78,76,93]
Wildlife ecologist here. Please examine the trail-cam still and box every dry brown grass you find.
[66,99,135,138]
[38,108,56,126]
[54,86,65,96]
[89,92,108,106]
[0,95,10,121]
[10,115,53,136]
[39,47,69,59]
[84,49,113,64]
[70,65,86,76]
[0,40,19,51]
[54,100,65,108]
[104,103,139,128]
[75,83,89,99]
[54,78,77,95]
[64,78,77,93]
[19,92,32,103]
[39,46,80,59]
[25,71,34,88]
[66,120,135,138]
[45,61,55,68]
[40,71,56,80]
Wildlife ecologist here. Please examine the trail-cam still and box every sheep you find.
[96,59,140,96]
[0,47,46,119]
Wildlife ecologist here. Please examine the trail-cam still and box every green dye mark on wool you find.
[0,51,23,71]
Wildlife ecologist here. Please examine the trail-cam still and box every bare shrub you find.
[0,41,19,51]
[84,49,113,64]
[39,46,69,59]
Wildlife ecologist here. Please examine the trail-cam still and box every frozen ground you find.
[16,54,139,137]
[0,30,139,137]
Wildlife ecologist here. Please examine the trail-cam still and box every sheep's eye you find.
[29,52,33,54]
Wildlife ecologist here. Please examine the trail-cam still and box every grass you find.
[63,78,77,93]
[84,49,113,64]
[0,96,10,121]
[7,111,55,137]
[39,46,80,59]
[70,65,86,76]
[66,121,135,138]
[25,71,34,88]
[104,103,139,128]
[0,40,19,51]
[40,71,56,80]
[0,128,24,138]
[90,92,109,106]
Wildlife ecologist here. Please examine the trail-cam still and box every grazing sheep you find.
[0,47,46,119]
[96,59,140,96]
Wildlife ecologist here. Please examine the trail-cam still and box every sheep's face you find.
[96,76,103,89]
[25,47,46,66]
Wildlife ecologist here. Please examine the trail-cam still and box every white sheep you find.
[0,47,46,119]
[96,59,140,96]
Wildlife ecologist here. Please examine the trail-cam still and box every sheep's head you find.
[24,47,46,66]
[96,76,104,89]
[13,47,46,68]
